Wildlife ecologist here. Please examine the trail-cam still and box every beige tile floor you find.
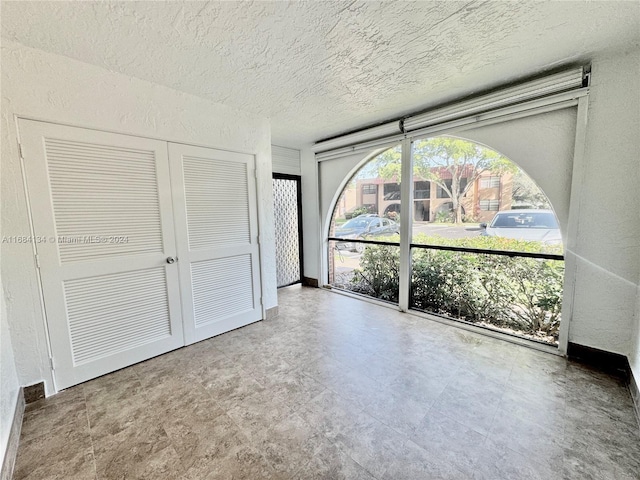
[13,286,640,479]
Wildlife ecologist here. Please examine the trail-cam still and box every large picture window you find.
[327,136,564,345]
[319,69,587,351]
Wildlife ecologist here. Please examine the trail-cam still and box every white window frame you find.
[479,199,500,211]
[480,176,501,188]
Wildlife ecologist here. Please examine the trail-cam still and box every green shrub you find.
[346,235,564,342]
[435,211,454,223]
[348,206,373,218]
[349,245,400,302]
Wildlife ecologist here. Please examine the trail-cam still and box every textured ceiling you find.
[2,1,639,147]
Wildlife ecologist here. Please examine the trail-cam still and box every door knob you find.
[166,256,177,264]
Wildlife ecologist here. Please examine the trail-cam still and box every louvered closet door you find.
[19,120,184,390]
[169,143,263,344]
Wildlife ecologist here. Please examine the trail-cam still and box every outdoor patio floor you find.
[12,285,640,479]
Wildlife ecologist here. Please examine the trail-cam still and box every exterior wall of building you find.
[343,171,515,223]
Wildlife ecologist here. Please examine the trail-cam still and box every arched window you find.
[327,136,564,345]
[328,145,403,302]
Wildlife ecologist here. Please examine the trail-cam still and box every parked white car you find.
[480,209,562,244]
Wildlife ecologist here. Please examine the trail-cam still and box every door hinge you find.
[35,254,41,269]
[18,143,24,159]
[49,357,55,371]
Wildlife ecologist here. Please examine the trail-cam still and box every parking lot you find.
[412,222,481,240]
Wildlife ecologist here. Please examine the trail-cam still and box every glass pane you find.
[410,248,564,345]
[410,136,562,256]
[329,145,402,244]
[330,240,399,304]
[328,145,402,304]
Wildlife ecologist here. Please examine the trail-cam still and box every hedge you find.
[343,234,564,343]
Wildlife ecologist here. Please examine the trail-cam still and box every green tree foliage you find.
[414,138,516,223]
[373,137,518,223]
[511,170,552,209]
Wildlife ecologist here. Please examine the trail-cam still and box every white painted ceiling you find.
[2,1,639,147]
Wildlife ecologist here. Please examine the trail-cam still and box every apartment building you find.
[342,171,514,223]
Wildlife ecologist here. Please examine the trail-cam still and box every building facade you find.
[336,171,513,223]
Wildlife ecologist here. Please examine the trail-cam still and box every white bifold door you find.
[169,143,262,344]
[19,119,262,390]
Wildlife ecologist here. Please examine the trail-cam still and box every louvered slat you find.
[65,267,171,365]
[45,138,164,263]
[272,145,301,176]
[182,156,250,250]
[190,255,254,327]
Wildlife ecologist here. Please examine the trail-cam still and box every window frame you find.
[362,183,377,195]
[318,79,590,356]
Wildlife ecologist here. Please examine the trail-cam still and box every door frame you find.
[272,173,304,288]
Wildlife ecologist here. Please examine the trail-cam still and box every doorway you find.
[272,174,303,287]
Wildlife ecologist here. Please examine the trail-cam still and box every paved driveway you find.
[412,222,481,240]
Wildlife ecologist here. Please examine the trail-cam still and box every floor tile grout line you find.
[80,384,99,480]
[176,339,335,478]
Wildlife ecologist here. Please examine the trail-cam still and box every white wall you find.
[568,48,640,356]
[0,277,20,469]
[301,48,640,360]
[300,148,320,281]
[0,40,276,395]
[631,286,640,384]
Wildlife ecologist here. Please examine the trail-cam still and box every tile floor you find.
[13,286,640,479]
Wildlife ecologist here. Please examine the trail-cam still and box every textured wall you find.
[568,48,640,357]
[0,277,20,469]
[1,40,276,394]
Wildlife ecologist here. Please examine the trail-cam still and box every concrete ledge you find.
[1,389,25,480]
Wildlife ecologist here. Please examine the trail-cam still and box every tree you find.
[412,138,515,223]
[511,170,551,209]
[373,137,515,223]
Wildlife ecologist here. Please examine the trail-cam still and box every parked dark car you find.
[334,215,399,253]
